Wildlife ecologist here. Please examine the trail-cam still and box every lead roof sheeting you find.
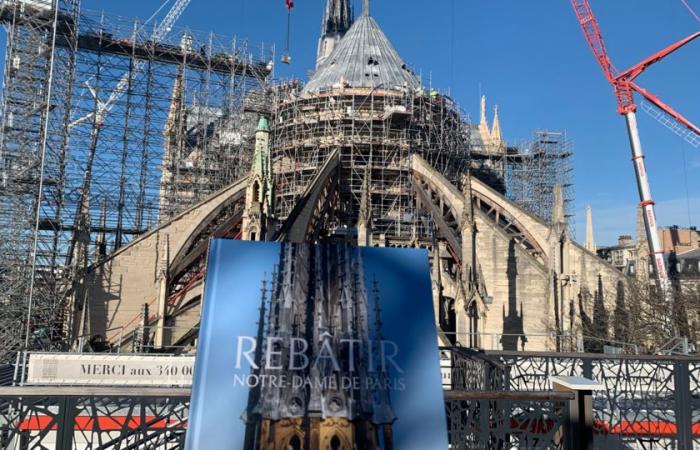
[678,248,700,260]
[303,15,420,94]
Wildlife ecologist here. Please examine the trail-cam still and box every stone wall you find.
[84,178,248,341]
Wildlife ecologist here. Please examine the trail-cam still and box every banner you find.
[186,240,448,450]
[26,353,194,386]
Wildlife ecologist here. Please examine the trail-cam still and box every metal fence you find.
[0,387,189,450]
[1,349,699,449]
[444,390,570,449]
[443,348,571,449]
[483,351,700,450]
[0,387,570,450]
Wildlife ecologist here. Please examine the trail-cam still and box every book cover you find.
[186,239,447,450]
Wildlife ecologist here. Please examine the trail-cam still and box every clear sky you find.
[1,0,699,245]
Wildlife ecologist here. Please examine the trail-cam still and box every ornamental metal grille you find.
[487,351,700,450]
[0,394,189,449]
[1,350,698,449]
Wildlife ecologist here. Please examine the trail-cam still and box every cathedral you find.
[243,243,394,450]
[79,0,628,356]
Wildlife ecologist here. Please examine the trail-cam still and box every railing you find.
[444,390,570,449]
[1,348,699,449]
[0,365,14,387]
[120,325,199,354]
[443,348,573,449]
[0,387,190,450]
[0,386,572,450]
[483,350,700,450]
[76,326,200,354]
[442,331,580,352]
[441,346,509,391]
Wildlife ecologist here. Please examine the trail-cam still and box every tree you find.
[591,275,609,352]
[578,288,594,352]
[624,276,700,354]
[669,252,691,339]
[613,280,630,344]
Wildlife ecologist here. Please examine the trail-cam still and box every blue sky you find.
[361,245,447,450]
[2,0,698,245]
[187,240,446,450]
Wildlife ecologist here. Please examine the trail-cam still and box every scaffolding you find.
[269,83,469,243]
[0,0,271,361]
[468,132,508,195]
[0,0,578,365]
[506,130,575,234]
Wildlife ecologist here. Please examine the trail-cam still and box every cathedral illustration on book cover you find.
[242,243,395,450]
[186,240,447,450]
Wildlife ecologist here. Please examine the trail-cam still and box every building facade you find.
[80,0,629,355]
[243,243,394,450]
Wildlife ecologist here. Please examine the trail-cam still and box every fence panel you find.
[0,391,189,449]
[486,351,700,450]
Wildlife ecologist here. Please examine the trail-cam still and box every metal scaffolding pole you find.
[0,0,271,361]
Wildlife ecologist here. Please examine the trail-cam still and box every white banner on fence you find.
[26,353,195,386]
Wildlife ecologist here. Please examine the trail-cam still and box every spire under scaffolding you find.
[0,0,271,361]
[491,105,503,146]
[316,0,354,68]
[306,12,420,93]
[506,131,575,236]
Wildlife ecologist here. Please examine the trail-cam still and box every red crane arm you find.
[618,31,700,82]
[571,0,635,113]
[570,0,699,299]
[571,0,616,81]
[619,31,700,137]
[572,0,700,131]
[630,82,700,137]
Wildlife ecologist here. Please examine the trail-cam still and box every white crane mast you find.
[71,0,192,128]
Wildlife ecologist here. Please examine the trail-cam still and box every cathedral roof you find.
[256,116,269,132]
[303,13,420,94]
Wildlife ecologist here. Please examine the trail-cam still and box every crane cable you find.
[286,7,292,53]
[450,0,455,91]
[678,0,699,227]
[680,0,700,23]
[284,0,294,57]
[144,0,173,28]
[681,144,693,227]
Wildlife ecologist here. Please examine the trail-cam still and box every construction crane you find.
[67,0,192,262]
[281,0,294,64]
[640,100,699,148]
[571,0,700,306]
[69,0,192,129]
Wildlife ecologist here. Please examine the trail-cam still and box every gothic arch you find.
[287,434,303,450]
[467,299,480,348]
[327,435,348,450]
[322,432,351,450]
[85,175,249,342]
[411,154,548,267]
[169,177,249,274]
